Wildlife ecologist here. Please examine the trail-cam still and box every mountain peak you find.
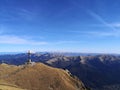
[0,63,87,90]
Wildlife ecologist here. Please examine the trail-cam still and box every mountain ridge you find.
[1,53,120,90]
[0,62,87,90]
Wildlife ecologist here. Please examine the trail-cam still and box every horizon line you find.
[0,51,120,55]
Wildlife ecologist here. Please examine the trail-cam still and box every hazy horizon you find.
[0,51,120,56]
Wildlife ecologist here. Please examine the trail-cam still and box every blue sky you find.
[0,0,120,53]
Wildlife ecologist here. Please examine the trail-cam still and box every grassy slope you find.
[0,85,25,90]
[0,63,86,90]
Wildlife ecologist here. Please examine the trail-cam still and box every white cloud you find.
[0,8,36,22]
[109,23,120,27]
[69,29,120,37]
[87,10,117,31]
[17,9,36,20]
[84,31,120,37]
[54,40,80,44]
[87,10,120,37]
[69,10,120,37]
[90,23,120,28]
[0,35,47,45]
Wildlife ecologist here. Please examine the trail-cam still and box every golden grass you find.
[0,85,25,90]
[0,63,86,90]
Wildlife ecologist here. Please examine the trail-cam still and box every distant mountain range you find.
[0,52,120,90]
[0,52,119,56]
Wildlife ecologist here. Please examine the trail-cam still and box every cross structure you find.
[1,60,4,64]
[27,50,32,64]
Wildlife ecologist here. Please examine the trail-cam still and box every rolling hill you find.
[0,63,87,90]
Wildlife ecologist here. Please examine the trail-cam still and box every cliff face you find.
[0,63,87,90]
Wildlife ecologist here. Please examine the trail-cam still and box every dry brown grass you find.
[0,63,86,90]
[0,84,25,90]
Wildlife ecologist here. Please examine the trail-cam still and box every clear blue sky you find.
[0,0,120,53]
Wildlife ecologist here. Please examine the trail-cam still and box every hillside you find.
[0,84,25,90]
[45,55,120,90]
[0,63,87,90]
[1,53,120,89]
